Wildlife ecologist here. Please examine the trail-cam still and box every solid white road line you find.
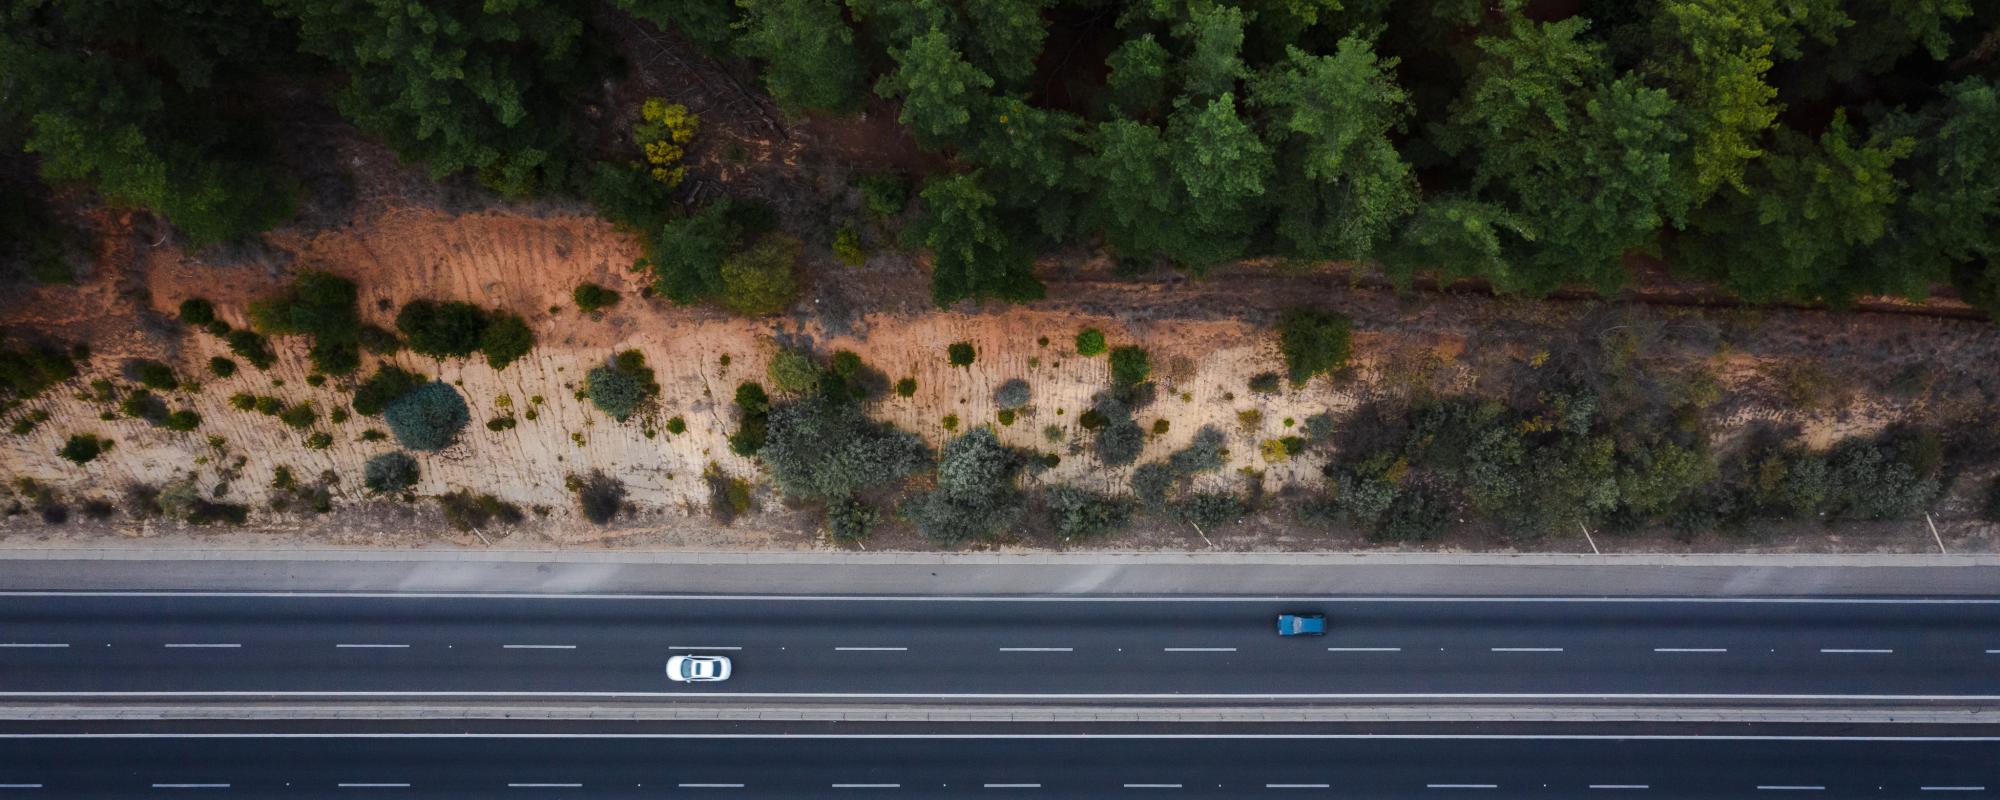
[16,591,2000,604]
[1163,647,1236,652]
[668,646,742,651]
[1921,788,1987,792]
[7,733,1997,742]
[999,647,1073,652]
[0,786,41,789]
[1756,787,1825,791]
[162,644,239,649]
[834,647,907,652]
[335,644,408,649]
[1819,649,1892,654]
[1654,648,1726,653]
[1490,648,1563,653]
[337,784,410,788]
[502,645,575,650]
[12,691,2000,702]
[1326,647,1401,652]
[0,644,66,648]
[1590,786,1650,790]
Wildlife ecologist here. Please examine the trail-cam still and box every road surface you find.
[0,592,1994,699]
[0,733,1991,798]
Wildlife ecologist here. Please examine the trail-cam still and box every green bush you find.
[131,360,178,390]
[178,298,217,326]
[586,350,659,422]
[486,415,517,431]
[396,300,489,358]
[1075,328,1106,356]
[279,403,318,430]
[1046,484,1133,540]
[438,490,523,531]
[666,416,687,434]
[572,282,620,313]
[1377,484,1452,542]
[207,357,237,378]
[896,377,917,397]
[827,496,880,541]
[383,382,470,452]
[1171,491,1245,529]
[760,392,929,502]
[1277,307,1353,385]
[947,342,976,366]
[249,272,363,375]
[119,389,166,423]
[57,433,111,465]
[254,396,283,415]
[163,409,201,432]
[1248,372,1282,394]
[353,365,426,416]
[902,429,1023,545]
[226,330,276,370]
[571,471,625,524]
[861,172,909,216]
[767,349,823,395]
[363,451,420,494]
[358,324,401,355]
[0,342,77,401]
[479,312,534,370]
[302,431,333,449]
[1095,416,1145,466]
[719,233,800,316]
[728,382,771,456]
[1109,346,1150,387]
[832,225,866,267]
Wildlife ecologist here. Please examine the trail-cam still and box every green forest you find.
[5,0,2000,317]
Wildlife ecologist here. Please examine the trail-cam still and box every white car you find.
[666,654,732,683]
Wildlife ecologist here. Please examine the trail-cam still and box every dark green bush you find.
[1171,491,1245,529]
[163,409,201,432]
[438,490,523,531]
[947,342,976,367]
[587,350,659,422]
[352,365,426,416]
[396,300,489,358]
[131,360,178,390]
[1376,484,1452,542]
[571,471,625,524]
[363,451,420,494]
[279,403,318,430]
[1075,328,1106,357]
[1095,416,1145,466]
[383,382,470,451]
[302,431,334,449]
[666,416,686,434]
[250,272,363,375]
[119,389,167,423]
[1046,484,1133,540]
[253,395,283,415]
[1277,307,1352,385]
[896,377,917,397]
[178,298,216,326]
[860,172,909,217]
[827,496,880,541]
[1248,372,1282,394]
[1109,346,1149,387]
[729,382,771,456]
[760,391,929,502]
[573,282,620,313]
[767,349,822,395]
[479,311,534,370]
[902,429,1023,545]
[358,324,401,355]
[207,357,237,378]
[57,433,111,465]
[226,330,276,370]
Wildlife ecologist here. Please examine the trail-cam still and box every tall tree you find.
[1104,34,1170,119]
[1877,79,2000,315]
[965,97,1084,238]
[1251,38,1419,260]
[911,173,1043,305]
[1175,3,1249,100]
[1165,93,1272,267]
[271,0,591,198]
[613,0,738,52]
[875,30,994,149]
[734,0,865,112]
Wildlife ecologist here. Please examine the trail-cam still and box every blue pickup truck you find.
[1276,613,1327,636]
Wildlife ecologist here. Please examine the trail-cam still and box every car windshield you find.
[680,661,699,679]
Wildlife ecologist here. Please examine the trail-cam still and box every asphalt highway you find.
[0,733,1992,798]
[0,593,1994,699]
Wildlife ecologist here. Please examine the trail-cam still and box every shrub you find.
[279,403,318,429]
[178,298,216,326]
[204,320,231,336]
[861,172,909,217]
[896,377,917,397]
[571,471,625,524]
[479,312,534,370]
[1152,419,1170,435]
[1377,484,1452,542]
[352,365,426,416]
[57,433,111,465]
[0,341,78,400]
[719,233,800,316]
[1171,491,1245,529]
[1075,328,1106,356]
[1095,417,1145,466]
[760,392,930,501]
[997,409,1016,426]
[358,324,402,355]
[832,225,866,267]
[1130,462,1176,508]
[767,349,823,395]
[306,374,326,387]
[1277,307,1353,385]
[1248,372,1282,394]
[666,416,686,434]
[587,350,660,422]
[302,431,334,449]
[360,429,388,442]
[207,357,237,378]
[226,330,276,370]
[254,396,283,415]
[486,415,516,431]
[1820,431,1942,520]
[1981,476,2000,523]
[119,389,167,423]
[572,282,620,313]
[1046,484,1133,540]
[729,382,771,456]
[250,271,363,375]
[827,496,879,541]
[163,410,201,432]
[437,490,522,531]
[830,350,863,378]
[131,360,178,390]
[396,300,488,358]
[1109,346,1150,387]
[947,342,976,367]
[1078,408,1108,430]
[363,451,420,494]
[942,414,959,431]
[902,429,1023,545]
[383,382,470,452]
[994,378,1031,410]
[1167,426,1229,475]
